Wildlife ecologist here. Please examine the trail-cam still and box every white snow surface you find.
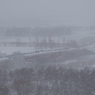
[83,44,95,52]
[0,46,35,55]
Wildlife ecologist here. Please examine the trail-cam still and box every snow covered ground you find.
[0,46,35,55]
[83,44,95,53]
[0,30,95,55]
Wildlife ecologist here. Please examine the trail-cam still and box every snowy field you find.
[0,30,95,55]
[0,46,35,55]
[84,44,95,53]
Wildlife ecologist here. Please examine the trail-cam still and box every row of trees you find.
[5,27,72,37]
[0,66,95,95]
[33,37,78,49]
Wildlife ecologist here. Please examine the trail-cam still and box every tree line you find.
[0,66,95,95]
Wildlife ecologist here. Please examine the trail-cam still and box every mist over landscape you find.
[0,0,95,95]
[0,0,95,27]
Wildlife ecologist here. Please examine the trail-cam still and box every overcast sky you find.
[0,0,95,27]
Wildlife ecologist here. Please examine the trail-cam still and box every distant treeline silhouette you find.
[5,27,72,37]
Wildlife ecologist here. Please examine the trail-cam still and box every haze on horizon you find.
[0,0,95,27]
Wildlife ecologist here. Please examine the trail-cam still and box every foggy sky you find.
[0,0,95,27]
